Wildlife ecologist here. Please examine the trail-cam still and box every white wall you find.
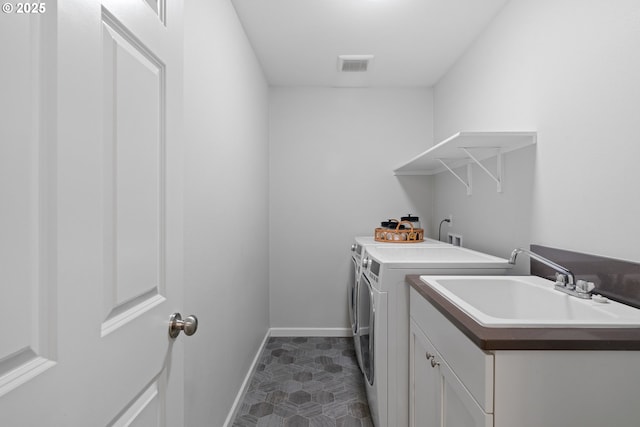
[269,87,434,329]
[184,1,269,425]
[433,0,640,267]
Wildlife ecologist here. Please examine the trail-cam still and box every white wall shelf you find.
[393,131,536,195]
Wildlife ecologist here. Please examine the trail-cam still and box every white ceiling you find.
[231,0,509,87]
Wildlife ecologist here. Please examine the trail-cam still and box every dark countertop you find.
[407,275,640,351]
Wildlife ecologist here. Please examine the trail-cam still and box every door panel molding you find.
[0,13,56,397]
[101,10,167,335]
[142,0,166,26]
[108,377,166,427]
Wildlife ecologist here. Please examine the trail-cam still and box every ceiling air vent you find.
[337,55,374,72]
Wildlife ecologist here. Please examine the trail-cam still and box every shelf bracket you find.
[437,159,472,196]
[461,147,503,193]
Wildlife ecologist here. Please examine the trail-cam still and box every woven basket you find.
[374,220,424,243]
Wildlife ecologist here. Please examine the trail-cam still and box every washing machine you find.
[357,245,512,427]
[349,236,445,372]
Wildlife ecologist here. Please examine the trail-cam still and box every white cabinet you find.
[410,318,492,427]
[410,286,640,427]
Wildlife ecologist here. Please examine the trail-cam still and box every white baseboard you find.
[269,327,352,337]
[222,329,270,427]
[222,327,353,426]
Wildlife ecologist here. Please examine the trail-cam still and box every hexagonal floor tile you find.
[279,355,295,364]
[256,413,285,427]
[273,401,298,419]
[249,402,274,418]
[348,402,369,419]
[309,414,336,427]
[288,390,311,405]
[312,390,335,405]
[322,402,348,419]
[314,356,333,365]
[298,401,322,419]
[272,348,289,357]
[336,414,361,427]
[266,390,287,405]
[285,414,310,427]
[293,371,313,382]
[324,364,343,374]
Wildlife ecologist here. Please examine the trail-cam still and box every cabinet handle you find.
[426,351,440,367]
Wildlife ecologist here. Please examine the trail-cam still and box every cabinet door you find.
[410,320,441,427]
[411,319,493,427]
[441,356,493,427]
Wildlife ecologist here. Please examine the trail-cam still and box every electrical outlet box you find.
[448,233,463,247]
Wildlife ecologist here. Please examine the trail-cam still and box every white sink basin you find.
[420,275,640,327]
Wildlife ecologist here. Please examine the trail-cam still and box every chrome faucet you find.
[509,248,594,299]
[509,248,576,286]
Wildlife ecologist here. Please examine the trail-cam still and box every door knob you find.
[168,313,198,338]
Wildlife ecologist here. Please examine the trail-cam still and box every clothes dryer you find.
[357,246,512,427]
[349,236,445,372]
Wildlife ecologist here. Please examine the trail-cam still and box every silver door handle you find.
[168,313,198,338]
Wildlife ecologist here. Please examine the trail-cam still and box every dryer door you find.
[357,274,375,386]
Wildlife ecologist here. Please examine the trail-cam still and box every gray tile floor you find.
[232,337,373,427]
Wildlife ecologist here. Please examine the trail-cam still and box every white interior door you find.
[0,0,186,425]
